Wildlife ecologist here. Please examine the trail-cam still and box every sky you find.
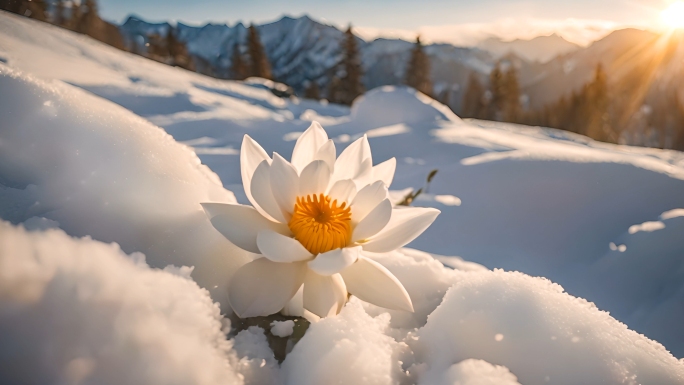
[98,0,675,46]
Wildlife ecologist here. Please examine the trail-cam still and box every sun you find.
[661,1,684,29]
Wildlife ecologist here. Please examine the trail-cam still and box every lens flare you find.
[661,1,684,29]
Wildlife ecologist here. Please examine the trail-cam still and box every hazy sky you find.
[98,0,674,46]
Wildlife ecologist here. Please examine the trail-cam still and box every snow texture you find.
[2,12,684,384]
[281,301,403,385]
[419,359,521,385]
[270,320,295,337]
[0,64,250,311]
[0,221,244,385]
[417,269,684,385]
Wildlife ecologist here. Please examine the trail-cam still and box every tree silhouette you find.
[0,0,47,21]
[462,72,486,119]
[166,29,194,70]
[404,36,432,96]
[230,42,248,80]
[487,62,505,121]
[329,26,364,105]
[67,0,82,31]
[54,0,65,26]
[247,24,272,79]
[502,66,521,122]
[304,81,321,100]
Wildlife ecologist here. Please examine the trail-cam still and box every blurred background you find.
[2,0,684,149]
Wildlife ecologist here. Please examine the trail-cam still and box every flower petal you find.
[291,121,328,172]
[270,153,300,216]
[251,160,287,223]
[314,139,336,172]
[361,206,440,253]
[303,271,348,317]
[327,179,357,204]
[353,158,374,189]
[352,198,392,242]
[340,256,413,312]
[201,203,289,254]
[307,246,360,275]
[331,135,372,183]
[372,157,396,187]
[351,180,389,225]
[241,135,271,211]
[299,160,331,197]
[228,258,307,318]
[281,284,304,316]
[257,229,313,263]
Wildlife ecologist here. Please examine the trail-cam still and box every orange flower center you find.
[288,194,352,255]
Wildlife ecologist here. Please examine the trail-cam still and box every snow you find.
[419,359,521,385]
[0,221,244,385]
[281,301,402,385]
[418,269,684,385]
[661,208,684,220]
[2,11,684,384]
[0,64,250,311]
[628,220,666,234]
[350,86,463,129]
[270,320,296,337]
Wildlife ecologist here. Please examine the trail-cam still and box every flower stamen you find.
[288,193,352,255]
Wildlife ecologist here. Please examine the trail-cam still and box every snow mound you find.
[419,359,521,385]
[418,269,684,385]
[0,221,243,385]
[281,301,403,385]
[351,86,463,128]
[0,66,250,309]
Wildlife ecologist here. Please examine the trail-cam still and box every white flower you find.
[202,121,440,319]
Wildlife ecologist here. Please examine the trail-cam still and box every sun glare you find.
[661,1,684,29]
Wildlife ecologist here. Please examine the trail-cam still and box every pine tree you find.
[166,29,194,70]
[462,72,486,119]
[67,0,82,31]
[327,76,342,102]
[247,24,271,79]
[502,66,521,122]
[583,64,611,141]
[404,36,432,96]
[27,0,47,21]
[304,81,321,100]
[673,93,684,150]
[329,26,364,105]
[77,0,98,35]
[487,62,505,121]
[439,88,451,109]
[54,0,65,26]
[0,0,22,13]
[229,43,248,80]
[0,0,46,20]
[146,33,169,62]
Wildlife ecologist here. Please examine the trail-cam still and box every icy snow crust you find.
[1,12,684,383]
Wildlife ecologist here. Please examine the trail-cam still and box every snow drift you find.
[418,269,684,385]
[0,65,250,309]
[0,221,244,385]
[3,222,683,385]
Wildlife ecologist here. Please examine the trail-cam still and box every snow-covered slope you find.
[1,11,684,383]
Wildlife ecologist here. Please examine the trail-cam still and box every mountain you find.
[521,28,684,148]
[523,28,659,108]
[119,14,499,110]
[478,34,580,63]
